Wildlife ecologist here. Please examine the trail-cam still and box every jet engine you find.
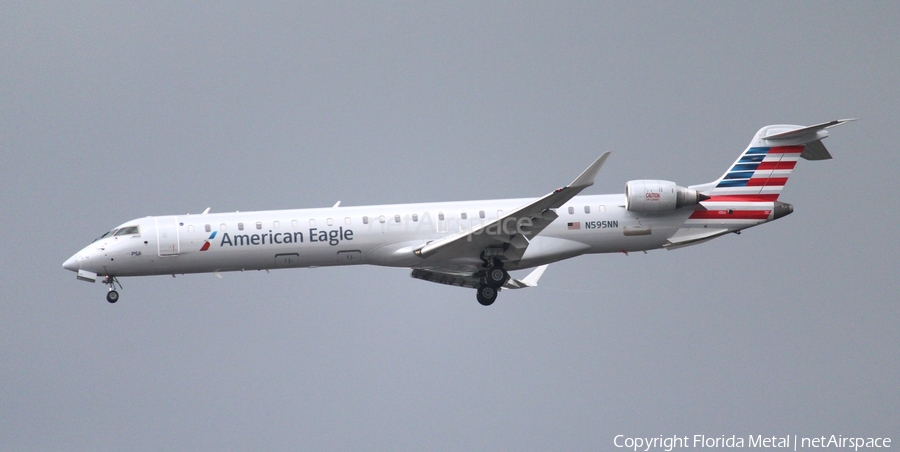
[625,180,707,213]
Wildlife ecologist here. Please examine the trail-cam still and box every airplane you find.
[63,119,853,306]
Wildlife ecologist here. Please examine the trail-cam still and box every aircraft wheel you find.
[476,285,497,306]
[106,290,119,304]
[484,267,509,288]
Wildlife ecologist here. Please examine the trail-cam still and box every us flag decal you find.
[567,222,581,230]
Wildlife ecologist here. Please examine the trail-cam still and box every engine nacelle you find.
[625,180,706,213]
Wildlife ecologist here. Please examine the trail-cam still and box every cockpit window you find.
[93,229,118,242]
[114,226,140,236]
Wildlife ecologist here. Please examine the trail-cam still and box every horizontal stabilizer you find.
[664,228,730,250]
[799,139,832,161]
[763,118,856,141]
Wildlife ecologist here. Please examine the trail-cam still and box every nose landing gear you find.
[102,275,122,304]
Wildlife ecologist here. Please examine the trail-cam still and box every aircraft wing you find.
[411,265,549,290]
[413,153,610,263]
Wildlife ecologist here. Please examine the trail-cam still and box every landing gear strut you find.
[476,257,508,306]
[102,275,122,304]
[481,257,509,288]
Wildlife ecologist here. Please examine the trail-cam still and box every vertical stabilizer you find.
[672,120,854,244]
[704,119,854,202]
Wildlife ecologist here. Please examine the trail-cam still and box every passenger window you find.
[327,218,333,226]
[273,221,280,229]
[412,214,418,222]
[309,219,316,227]
[256,221,262,230]
[379,215,386,223]
[479,211,485,219]
[461,212,467,220]
[291,220,299,228]
[438,213,445,221]
[205,224,211,233]
[394,214,401,223]
[598,205,606,213]
[345,217,351,225]
[220,223,227,231]
[363,216,369,225]
[188,225,194,233]
[584,206,590,214]
[568,206,574,214]
[238,222,244,231]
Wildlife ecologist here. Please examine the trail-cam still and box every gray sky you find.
[2,2,898,450]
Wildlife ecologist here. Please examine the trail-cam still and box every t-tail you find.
[668,119,855,249]
[702,119,855,202]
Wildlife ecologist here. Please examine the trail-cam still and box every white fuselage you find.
[64,193,735,279]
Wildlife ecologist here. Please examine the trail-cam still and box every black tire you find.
[484,267,508,288]
[476,285,497,306]
[106,290,119,303]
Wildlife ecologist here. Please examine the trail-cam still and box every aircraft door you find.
[155,216,180,256]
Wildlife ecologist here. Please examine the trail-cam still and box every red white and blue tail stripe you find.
[704,119,854,202]
[707,144,803,202]
[670,120,853,245]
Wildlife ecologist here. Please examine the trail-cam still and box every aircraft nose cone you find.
[63,254,79,272]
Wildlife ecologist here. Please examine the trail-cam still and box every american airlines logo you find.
[199,231,217,251]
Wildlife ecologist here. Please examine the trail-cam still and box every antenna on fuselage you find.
[202,207,210,214]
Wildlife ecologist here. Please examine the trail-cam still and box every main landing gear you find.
[102,275,122,304]
[476,285,498,306]
[476,258,509,306]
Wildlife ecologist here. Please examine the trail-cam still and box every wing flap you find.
[410,268,480,289]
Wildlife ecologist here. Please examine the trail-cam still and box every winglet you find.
[568,152,610,189]
[504,264,549,289]
[520,264,548,287]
